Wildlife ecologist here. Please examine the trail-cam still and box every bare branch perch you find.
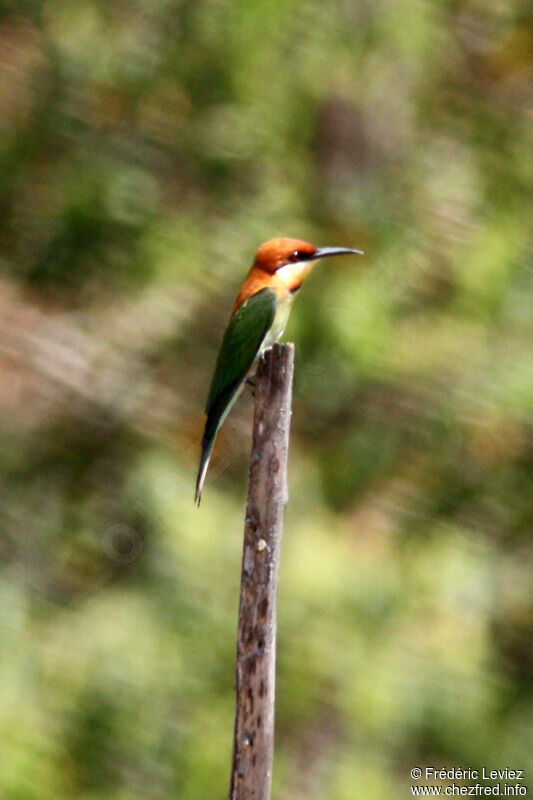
[229,343,295,800]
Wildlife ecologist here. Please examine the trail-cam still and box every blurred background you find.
[0,0,532,798]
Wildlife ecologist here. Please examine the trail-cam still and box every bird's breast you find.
[259,260,315,350]
[261,290,295,351]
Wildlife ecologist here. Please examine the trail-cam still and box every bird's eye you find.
[288,250,313,263]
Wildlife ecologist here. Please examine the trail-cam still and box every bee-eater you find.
[195,237,363,504]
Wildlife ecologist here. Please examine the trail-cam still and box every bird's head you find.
[253,237,363,275]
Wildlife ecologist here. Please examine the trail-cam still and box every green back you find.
[205,287,277,420]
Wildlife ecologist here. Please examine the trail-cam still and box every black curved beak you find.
[313,246,364,259]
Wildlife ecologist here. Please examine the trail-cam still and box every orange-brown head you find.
[253,238,318,273]
[233,237,363,314]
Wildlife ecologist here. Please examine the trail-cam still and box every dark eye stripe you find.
[288,250,313,263]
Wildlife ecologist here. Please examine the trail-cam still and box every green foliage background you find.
[0,0,531,797]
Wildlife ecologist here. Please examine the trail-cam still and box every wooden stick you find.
[229,343,295,800]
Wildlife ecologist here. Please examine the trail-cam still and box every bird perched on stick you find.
[195,237,363,504]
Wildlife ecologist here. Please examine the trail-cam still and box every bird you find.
[195,237,363,504]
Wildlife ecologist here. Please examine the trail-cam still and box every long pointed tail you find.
[195,380,248,505]
[195,422,218,506]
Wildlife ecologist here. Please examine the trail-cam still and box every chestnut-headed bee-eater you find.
[195,237,363,504]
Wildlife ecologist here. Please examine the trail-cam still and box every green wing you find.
[195,287,276,504]
[205,287,277,418]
